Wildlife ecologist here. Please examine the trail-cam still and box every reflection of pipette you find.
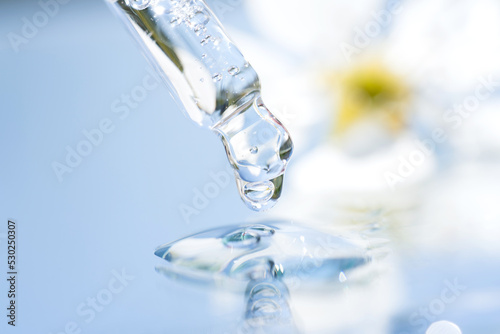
[241,275,299,333]
[107,0,293,211]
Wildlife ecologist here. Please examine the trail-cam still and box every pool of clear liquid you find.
[154,222,371,287]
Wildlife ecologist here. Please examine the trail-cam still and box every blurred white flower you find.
[234,2,500,332]
[207,0,500,238]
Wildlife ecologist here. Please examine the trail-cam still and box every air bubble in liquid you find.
[235,175,283,211]
[212,73,222,82]
[216,95,292,211]
[200,35,211,45]
[193,24,206,35]
[244,181,274,203]
[228,66,240,75]
[112,0,294,212]
[170,16,181,26]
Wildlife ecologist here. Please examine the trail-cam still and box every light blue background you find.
[0,1,259,332]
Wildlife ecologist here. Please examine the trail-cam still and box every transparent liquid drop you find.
[200,35,211,45]
[236,176,281,211]
[216,95,293,211]
[244,181,274,202]
[155,222,371,286]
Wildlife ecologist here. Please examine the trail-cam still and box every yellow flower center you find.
[329,61,411,136]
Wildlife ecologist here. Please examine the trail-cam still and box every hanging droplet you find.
[243,181,274,204]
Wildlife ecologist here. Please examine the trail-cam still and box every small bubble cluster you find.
[200,35,211,45]
[170,16,181,26]
[166,0,210,34]
[193,24,206,35]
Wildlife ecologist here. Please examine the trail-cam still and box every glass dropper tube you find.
[107,0,293,211]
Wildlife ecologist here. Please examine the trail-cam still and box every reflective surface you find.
[155,222,371,288]
[155,221,372,332]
